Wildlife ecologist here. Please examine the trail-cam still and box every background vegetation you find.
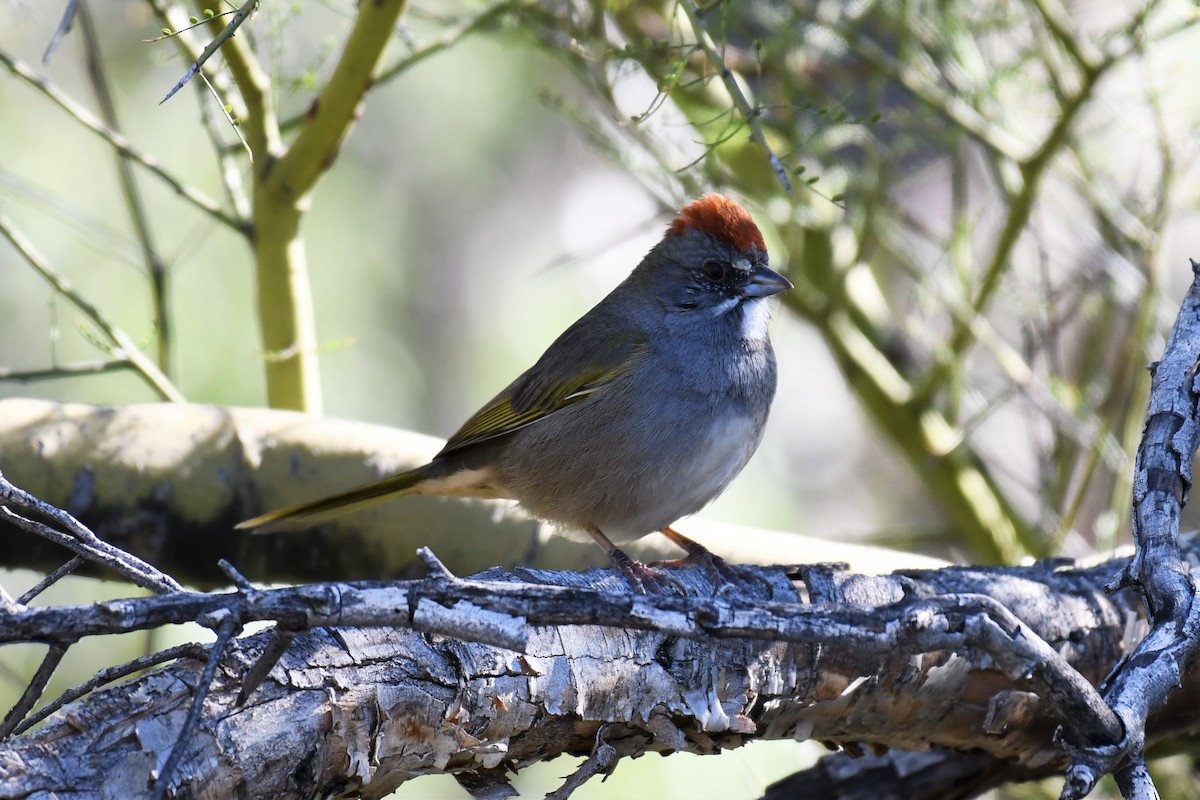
[3,0,1200,796]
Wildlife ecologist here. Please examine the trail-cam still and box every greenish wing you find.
[439,328,647,457]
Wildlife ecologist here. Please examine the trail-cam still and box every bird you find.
[237,194,792,593]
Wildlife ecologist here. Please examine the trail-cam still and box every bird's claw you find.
[608,549,688,595]
[626,560,688,596]
[652,550,773,597]
[654,527,774,597]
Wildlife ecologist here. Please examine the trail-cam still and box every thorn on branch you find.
[418,546,460,582]
[18,556,87,605]
[546,725,618,800]
[156,0,258,105]
[453,767,519,800]
[151,616,241,800]
[237,626,298,705]
[42,0,80,65]
[218,558,255,592]
[0,643,70,741]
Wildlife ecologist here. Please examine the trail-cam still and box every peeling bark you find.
[2,552,1198,799]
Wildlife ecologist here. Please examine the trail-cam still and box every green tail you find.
[236,465,429,533]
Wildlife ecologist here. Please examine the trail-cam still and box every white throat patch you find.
[740,297,771,340]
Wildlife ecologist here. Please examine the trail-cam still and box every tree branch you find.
[0,47,245,233]
[0,398,937,587]
[1062,260,1200,797]
[0,549,1192,798]
[0,214,185,403]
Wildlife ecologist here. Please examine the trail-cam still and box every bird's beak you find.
[741,266,793,298]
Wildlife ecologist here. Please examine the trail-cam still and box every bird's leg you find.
[656,526,773,595]
[586,525,683,595]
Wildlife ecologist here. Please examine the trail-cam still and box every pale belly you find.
[496,391,767,542]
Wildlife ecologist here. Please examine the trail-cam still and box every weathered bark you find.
[2,550,1197,799]
[0,398,531,586]
[1061,261,1200,797]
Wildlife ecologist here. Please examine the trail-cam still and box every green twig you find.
[679,0,791,194]
[0,214,185,403]
[158,0,258,105]
[377,0,516,86]
[1028,0,1102,70]
[78,2,172,375]
[0,48,245,233]
[146,1,253,219]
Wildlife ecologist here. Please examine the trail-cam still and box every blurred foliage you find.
[513,0,1200,566]
[4,0,1200,797]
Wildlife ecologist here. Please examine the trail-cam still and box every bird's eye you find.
[701,259,729,282]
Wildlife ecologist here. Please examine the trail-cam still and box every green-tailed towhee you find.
[238,194,792,592]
